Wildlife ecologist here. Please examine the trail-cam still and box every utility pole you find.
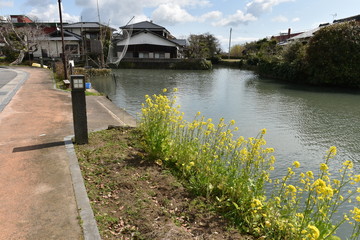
[97,0,105,68]
[228,28,232,59]
[58,0,67,80]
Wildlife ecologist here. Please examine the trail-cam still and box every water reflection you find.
[91,68,360,170]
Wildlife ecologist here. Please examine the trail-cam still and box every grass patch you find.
[75,127,251,240]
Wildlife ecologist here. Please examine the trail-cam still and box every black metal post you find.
[70,75,88,144]
[52,58,56,73]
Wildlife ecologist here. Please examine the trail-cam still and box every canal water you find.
[90,67,360,237]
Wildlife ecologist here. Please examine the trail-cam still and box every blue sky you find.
[1,0,359,50]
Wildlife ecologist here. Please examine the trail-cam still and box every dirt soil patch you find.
[75,127,253,240]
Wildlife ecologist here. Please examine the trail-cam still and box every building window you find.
[139,52,149,58]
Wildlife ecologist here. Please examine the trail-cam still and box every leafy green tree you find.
[230,44,245,57]
[281,41,306,64]
[185,33,221,59]
[306,21,360,87]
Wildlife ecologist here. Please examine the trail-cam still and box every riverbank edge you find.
[111,58,212,70]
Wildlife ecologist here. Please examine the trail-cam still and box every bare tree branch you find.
[0,17,46,65]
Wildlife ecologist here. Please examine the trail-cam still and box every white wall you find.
[33,40,80,58]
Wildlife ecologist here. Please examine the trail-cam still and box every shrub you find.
[73,67,111,79]
[2,46,18,62]
[306,22,360,87]
[54,61,65,81]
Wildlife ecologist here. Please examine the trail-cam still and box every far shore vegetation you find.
[222,21,360,89]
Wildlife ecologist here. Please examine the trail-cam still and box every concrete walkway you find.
[0,67,136,239]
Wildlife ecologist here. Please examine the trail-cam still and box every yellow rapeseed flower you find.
[352,175,360,183]
[307,171,314,178]
[320,163,329,171]
[333,179,341,185]
[251,198,263,209]
[266,148,275,153]
[329,146,337,156]
[261,128,267,134]
[288,184,297,193]
[351,207,360,222]
[307,225,320,239]
[162,88,167,92]
[343,160,353,169]
[323,186,334,197]
[293,161,301,168]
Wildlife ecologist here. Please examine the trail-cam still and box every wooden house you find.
[114,21,187,60]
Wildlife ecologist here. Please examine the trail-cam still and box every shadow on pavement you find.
[12,141,68,152]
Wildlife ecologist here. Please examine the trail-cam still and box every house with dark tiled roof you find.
[333,14,360,24]
[32,29,82,59]
[114,21,187,59]
[30,21,115,63]
[287,14,359,44]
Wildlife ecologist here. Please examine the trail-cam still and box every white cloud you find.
[27,3,79,22]
[272,15,288,22]
[25,0,51,5]
[292,17,300,22]
[75,0,210,9]
[75,0,97,6]
[72,0,214,27]
[141,0,211,8]
[77,0,148,27]
[246,0,294,17]
[152,4,196,25]
[213,10,257,27]
[199,11,222,22]
[0,0,13,8]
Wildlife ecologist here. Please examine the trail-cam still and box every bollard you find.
[70,75,88,144]
[52,58,56,73]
